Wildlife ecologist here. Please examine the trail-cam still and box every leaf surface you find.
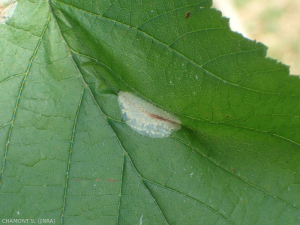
[1,0,300,224]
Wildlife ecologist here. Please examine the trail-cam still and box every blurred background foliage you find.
[213,0,300,75]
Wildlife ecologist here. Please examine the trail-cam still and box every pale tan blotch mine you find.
[118,91,181,138]
[0,0,18,25]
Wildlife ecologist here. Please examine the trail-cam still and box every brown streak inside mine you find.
[122,94,179,125]
[147,112,178,124]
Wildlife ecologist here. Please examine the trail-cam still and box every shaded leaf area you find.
[0,0,300,224]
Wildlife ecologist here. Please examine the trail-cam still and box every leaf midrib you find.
[49,7,170,224]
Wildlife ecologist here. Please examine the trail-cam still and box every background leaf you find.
[1,0,300,224]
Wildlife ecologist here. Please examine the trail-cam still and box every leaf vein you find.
[60,86,85,224]
[0,14,51,185]
[143,179,234,225]
[170,135,300,212]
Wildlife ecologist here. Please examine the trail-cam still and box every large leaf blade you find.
[1,0,300,224]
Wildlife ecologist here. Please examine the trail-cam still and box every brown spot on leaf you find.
[105,179,118,182]
[185,12,191,18]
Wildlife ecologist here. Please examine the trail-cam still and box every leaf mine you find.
[118,91,181,138]
[0,0,18,25]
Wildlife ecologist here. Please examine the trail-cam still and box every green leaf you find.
[1,0,300,224]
